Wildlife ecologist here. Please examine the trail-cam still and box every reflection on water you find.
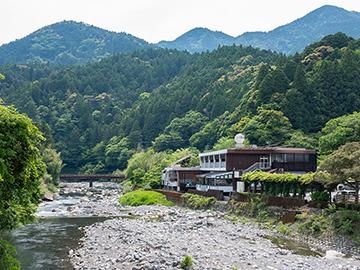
[262,235,324,257]
[4,217,108,270]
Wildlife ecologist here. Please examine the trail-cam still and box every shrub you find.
[122,185,132,195]
[0,240,20,270]
[276,221,292,235]
[118,190,174,206]
[181,193,217,209]
[180,255,194,268]
[330,208,360,234]
[311,220,322,233]
[311,191,331,202]
[322,203,337,215]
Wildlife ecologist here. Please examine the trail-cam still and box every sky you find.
[1,0,360,46]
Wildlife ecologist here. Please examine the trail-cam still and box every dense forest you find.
[2,32,360,179]
[0,21,152,65]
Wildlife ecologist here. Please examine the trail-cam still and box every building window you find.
[220,154,226,168]
[295,154,304,162]
[260,156,269,169]
[274,153,284,162]
[286,154,294,162]
[215,155,220,168]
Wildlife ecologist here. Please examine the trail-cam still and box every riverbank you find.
[38,182,125,217]
[70,204,360,270]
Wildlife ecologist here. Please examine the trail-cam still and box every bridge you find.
[60,174,126,187]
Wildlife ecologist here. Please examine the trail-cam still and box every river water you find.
[4,182,123,270]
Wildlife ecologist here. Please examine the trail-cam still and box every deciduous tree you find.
[0,105,46,268]
[316,142,360,203]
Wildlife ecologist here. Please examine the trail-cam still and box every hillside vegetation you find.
[0,21,152,65]
[1,5,360,67]
[1,33,360,180]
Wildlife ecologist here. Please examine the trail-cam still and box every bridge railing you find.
[60,174,126,180]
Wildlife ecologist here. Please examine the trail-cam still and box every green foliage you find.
[0,21,152,65]
[182,193,217,209]
[276,221,292,235]
[257,201,269,222]
[319,112,360,154]
[242,171,318,198]
[311,191,331,202]
[122,185,132,195]
[0,106,46,231]
[330,208,360,234]
[316,142,360,202]
[0,240,20,270]
[0,106,46,268]
[285,130,318,150]
[242,110,292,146]
[118,190,174,206]
[3,32,360,177]
[323,203,337,215]
[125,148,199,187]
[41,147,63,188]
[311,220,322,233]
[180,255,194,269]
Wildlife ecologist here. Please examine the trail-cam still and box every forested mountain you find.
[156,28,236,53]
[1,5,360,67]
[2,32,360,175]
[0,21,152,65]
[156,5,360,55]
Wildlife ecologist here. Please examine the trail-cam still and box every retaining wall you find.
[230,191,306,209]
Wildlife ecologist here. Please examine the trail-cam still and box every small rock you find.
[325,250,345,260]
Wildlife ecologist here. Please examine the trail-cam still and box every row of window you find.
[200,154,226,168]
[273,153,310,163]
[197,173,233,186]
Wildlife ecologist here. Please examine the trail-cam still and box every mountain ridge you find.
[156,5,360,55]
[0,20,153,65]
[1,5,360,65]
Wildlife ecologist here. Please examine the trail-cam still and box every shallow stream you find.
[5,182,327,269]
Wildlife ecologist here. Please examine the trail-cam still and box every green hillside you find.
[1,33,360,175]
[0,21,152,65]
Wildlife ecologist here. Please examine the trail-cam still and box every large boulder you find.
[41,192,54,201]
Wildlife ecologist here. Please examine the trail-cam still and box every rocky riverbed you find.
[45,182,360,269]
[38,182,124,217]
[69,205,360,270]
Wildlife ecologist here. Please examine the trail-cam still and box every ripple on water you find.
[4,217,109,270]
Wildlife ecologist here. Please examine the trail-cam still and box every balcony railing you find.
[242,162,271,175]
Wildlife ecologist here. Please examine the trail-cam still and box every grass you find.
[118,189,174,206]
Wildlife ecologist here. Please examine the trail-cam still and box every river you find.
[4,182,334,269]
[4,182,123,270]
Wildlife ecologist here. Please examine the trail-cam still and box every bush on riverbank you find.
[118,190,174,206]
[181,193,218,209]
